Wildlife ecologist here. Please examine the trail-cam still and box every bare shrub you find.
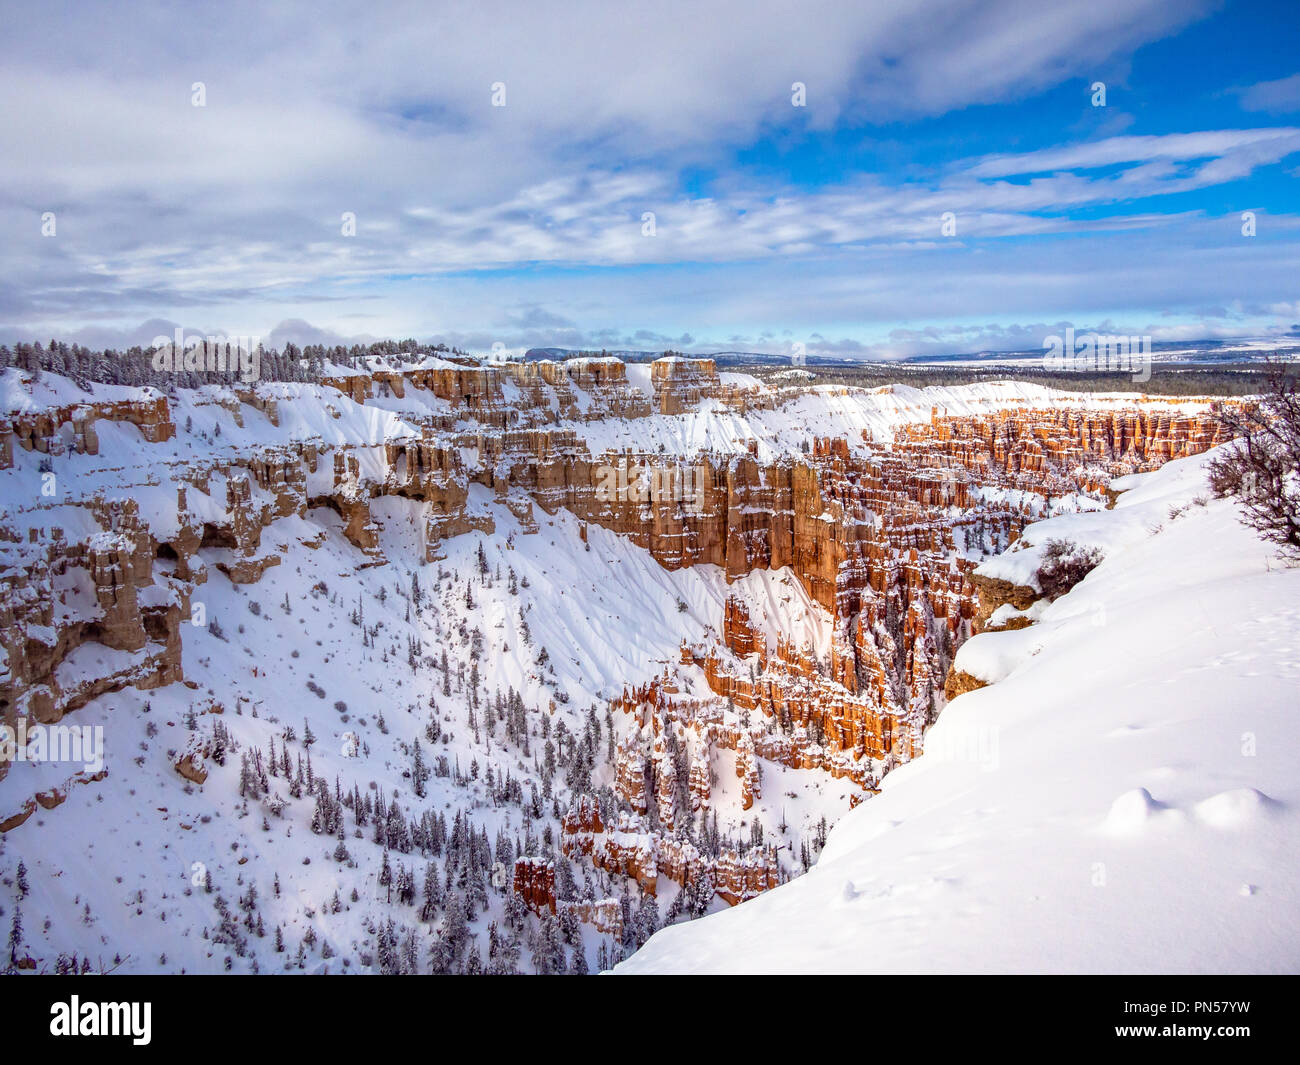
[1035,539,1104,599]
[1208,363,1300,562]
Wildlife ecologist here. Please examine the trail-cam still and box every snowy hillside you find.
[618,450,1300,973]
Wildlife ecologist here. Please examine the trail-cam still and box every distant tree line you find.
[0,337,472,392]
[750,362,1296,397]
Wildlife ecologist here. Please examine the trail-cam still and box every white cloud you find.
[3,0,1294,353]
[1237,73,1300,113]
[966,129,1300,177]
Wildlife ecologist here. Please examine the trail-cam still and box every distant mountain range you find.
[525,336,1300,369]
[523,347,810,368]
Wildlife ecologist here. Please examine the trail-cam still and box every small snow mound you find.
[1103,787,1179,835]
[1194,788,1277,829]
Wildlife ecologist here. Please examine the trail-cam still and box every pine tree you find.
[441,892,469,967]
[420,861,444,921]
[7,906,23,968]
[412,739,428,798]
[533,913,565,975]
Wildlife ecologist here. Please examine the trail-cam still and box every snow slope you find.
[617,451,1300,973]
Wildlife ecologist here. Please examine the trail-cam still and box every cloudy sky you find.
[2,0,1298,358]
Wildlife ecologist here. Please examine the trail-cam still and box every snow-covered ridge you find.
[3,363,1221,462]
[618,451,1300,973]
[970,447,1221,594]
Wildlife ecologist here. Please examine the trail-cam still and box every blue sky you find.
[1,0,1298,358]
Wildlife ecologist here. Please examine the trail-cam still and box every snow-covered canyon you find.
[0,353,1259,974]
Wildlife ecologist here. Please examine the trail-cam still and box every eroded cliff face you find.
[0,357,1231,918]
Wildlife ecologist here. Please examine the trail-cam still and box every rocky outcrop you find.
[564,898,623,938]
[560,795,782,906]
[1,391,174,466]
[174,751,208,785]
[711,846,783,905]
[943,668,988,700]
[513,855,557,915]
[0,767,109,833]
[511,849,625,935]
[651,357,719,415]
[969,572,1039,632]
[0,497,185,778]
